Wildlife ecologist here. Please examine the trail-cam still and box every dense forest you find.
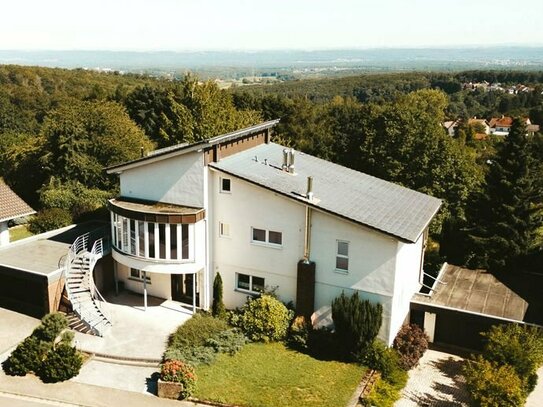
[1,64,542,272]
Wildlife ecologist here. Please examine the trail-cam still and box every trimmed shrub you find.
[38,344,83,383]
[28,208,72,234]
[2,336,51,376]
[238,295,291,342]
[332,292,383,359]
[287,316,310,350]
[463,355,525,407]
[34,312,69,342]
[393,324,429,370]
[211,273,226,319]
[163,346,218,366]
[359,340,403,383]
[160,360,197,399]
[205,328,247,355]
[481,324,543,393]
[168,314,228,349]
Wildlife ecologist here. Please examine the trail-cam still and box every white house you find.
[105,120,441,345]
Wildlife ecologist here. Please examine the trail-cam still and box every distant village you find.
[462,81,540,94]
[443,115,540,140]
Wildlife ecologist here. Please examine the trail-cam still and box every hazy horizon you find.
[2,0,542,51]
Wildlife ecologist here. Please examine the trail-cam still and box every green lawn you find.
[9,225,33,242]
[194,342,366,407]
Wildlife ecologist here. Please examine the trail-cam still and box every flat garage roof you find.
[412,264,529,322]
[0,222,106,276]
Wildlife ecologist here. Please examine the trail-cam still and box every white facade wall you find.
[310,210,399,344]
[194,219,208,308]
[389,235,424,343]
[210,170,409,344]
[117,262,172,300]
[119,152,204,208]
[210,170,305,309]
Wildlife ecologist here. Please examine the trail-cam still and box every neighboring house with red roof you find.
[488,116,540,137]
[0,179,35,246]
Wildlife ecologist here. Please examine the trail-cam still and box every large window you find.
[112,213,193,261]
[251,227,282,247]
[336,240,349,272]
[236,273,265,293]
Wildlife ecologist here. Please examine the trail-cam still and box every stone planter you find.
[158,378,185,400]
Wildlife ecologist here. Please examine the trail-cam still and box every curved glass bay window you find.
[108,199,205,263]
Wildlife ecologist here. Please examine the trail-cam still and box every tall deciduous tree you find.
[126,75,261,148]
[465,118,543,271]
[39,100,154,190]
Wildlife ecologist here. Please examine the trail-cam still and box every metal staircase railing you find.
[64,231,112,337]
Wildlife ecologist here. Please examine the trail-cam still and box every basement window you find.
[236,273,265,294]
[336,240,349,272]
[220,177,231,193]
[129,268,151,283]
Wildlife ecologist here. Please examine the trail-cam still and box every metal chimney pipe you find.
[306,176,313,201]
[283,149,290,170]
[288,149,295,173]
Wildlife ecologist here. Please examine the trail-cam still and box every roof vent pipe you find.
[288,149,295,173]
[306,176,313,201]
[283,149,290,171]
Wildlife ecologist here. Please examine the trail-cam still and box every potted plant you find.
[158,359,196,400]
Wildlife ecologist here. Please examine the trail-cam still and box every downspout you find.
[303,206,312,263]
[303,176,314,263]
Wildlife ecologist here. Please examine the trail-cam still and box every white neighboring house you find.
[105,120,441,345]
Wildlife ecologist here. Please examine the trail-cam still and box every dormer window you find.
[220,177,231,193]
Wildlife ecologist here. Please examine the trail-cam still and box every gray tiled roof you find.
[0,179,35,222]
[210,143,441,243]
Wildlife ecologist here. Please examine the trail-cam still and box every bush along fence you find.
[463,323,543,407]
[1,313,83,383]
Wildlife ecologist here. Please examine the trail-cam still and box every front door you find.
[171,274,199,306]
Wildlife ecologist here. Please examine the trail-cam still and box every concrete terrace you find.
[74,290,192,360]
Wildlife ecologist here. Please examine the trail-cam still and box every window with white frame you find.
[220,177,231,193]
[236,273,265,293]
[251,227,282,246]
[130,268,151,283]
[219,222,230,237]
[336,240,349,272]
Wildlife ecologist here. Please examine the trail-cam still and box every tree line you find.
[0,64,541,272]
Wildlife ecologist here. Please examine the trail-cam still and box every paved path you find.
[395,348,470,407]
[0,369,204,407]
[526,366,543,407]
[0,308,40,356]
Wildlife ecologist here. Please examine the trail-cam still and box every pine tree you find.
[211,273,226,319]
[466,118,542,271]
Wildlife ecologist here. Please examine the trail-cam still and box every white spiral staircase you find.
[64,232,112,337]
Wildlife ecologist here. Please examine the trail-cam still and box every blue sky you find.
[2,0,542,51]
